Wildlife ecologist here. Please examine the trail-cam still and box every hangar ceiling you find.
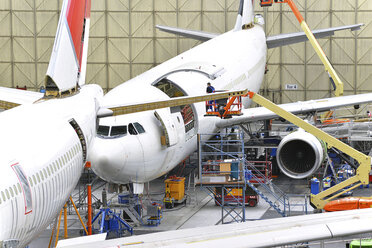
[0,0,371,114]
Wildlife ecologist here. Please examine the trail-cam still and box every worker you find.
[206,82,215,111]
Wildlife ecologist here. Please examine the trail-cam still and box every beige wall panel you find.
[358,12,372,38]
[202,12,225,33]
[0,38,11,61]
[36,12,58,36]
[88,38,107,63]
[155,13,178,37]
[281,12,302,33]
[203,0,225,11]
[131,12,154,37]
[108,38,130,63]
[227,12,238,30]
[108,64,131,89]
[227,0,239,12]
[155,0,177,12]
[91,0,105,11]
[14,63,35,87]
[36,38,54,63]
[306,12,330,30]
[306,65,330,91]
[281,65,305,89]
[107,12,130,37]
[0,2,10,10]
[12,0,34,11]
[265,64,281,90]
[36,63,48,86]
[13,37,35,62]
[306,91,330,101]
[179,38,201,54]
[35,0,59,11]
[90,12,106,37]
[179,0,201,11]
[331,39,355,64]
[334,65,355,91]
[267,47,280,64]
[0,64,12,87]
[359,0,372,10]
[131,0,153,11]
[131,38,154,63]
[86,64,106,85]
[307,0,330,11]
[155,38,177,63]
[282,91,305,103]
[281,43,305,64]
[357,66,372,91]
[265,12,282,36]
[332,0,357,11]
[107,0,129,12]
[178,12,201,29]
[132,64,153,78]
[357,39,372,64]
[0,12,11,36]
[12,12,34,36]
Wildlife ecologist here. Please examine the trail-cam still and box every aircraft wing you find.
[57,209,372,248]
[217,92,372,128]
[156,24,363,48]
[0,86,44,110]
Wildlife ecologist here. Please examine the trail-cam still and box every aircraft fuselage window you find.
[97,125,110,136]
[133,122,146,134]
[111,125,127,137]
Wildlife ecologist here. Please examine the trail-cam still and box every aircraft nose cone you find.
[88,137,127,182]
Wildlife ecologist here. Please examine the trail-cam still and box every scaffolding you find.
[197,128,290,223]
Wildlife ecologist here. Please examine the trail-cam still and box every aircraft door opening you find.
[155,110,178,147]
[153,79,197,140]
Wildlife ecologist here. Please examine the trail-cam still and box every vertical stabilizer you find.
[45,0,91,95]
[234,0,254,31]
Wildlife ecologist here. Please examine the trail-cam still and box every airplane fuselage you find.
[89,25,267,184]
[0,85,103,247]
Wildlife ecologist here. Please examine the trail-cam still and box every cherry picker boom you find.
[259,0,344,96]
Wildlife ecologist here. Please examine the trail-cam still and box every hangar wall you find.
[0,0,371,113]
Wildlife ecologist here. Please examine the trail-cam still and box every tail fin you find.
[234,0,254,31]
[45,0,91,95]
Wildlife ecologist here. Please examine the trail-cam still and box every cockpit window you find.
[97,125,110,136]
[128,123,138,135]
[111,125,127,137]
[134,122,145,134]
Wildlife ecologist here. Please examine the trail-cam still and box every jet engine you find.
[276,130,326,179]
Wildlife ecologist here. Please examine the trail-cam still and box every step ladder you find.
[244,162,289,217]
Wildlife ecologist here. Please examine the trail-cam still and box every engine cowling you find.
[276,130,326,179]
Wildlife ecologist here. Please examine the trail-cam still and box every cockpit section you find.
[97,122,145,138]
[153,79,196,140]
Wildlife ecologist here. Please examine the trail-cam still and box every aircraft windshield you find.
[111,125,127,137]
[97,125,110,136]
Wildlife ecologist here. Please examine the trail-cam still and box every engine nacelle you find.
[276,130,326,179]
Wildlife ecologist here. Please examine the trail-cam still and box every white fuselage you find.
[89,25,267,184]
[0,85,103,247]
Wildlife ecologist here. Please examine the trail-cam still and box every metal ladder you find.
[244,162,290,217]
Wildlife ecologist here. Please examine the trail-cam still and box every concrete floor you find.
[29,174,372,247]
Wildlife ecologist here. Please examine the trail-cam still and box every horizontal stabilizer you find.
[217,92,372,128]
[155,25,219,41]
[267,24,363,49]
[56,233,107,247]
[0,87,44,110]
